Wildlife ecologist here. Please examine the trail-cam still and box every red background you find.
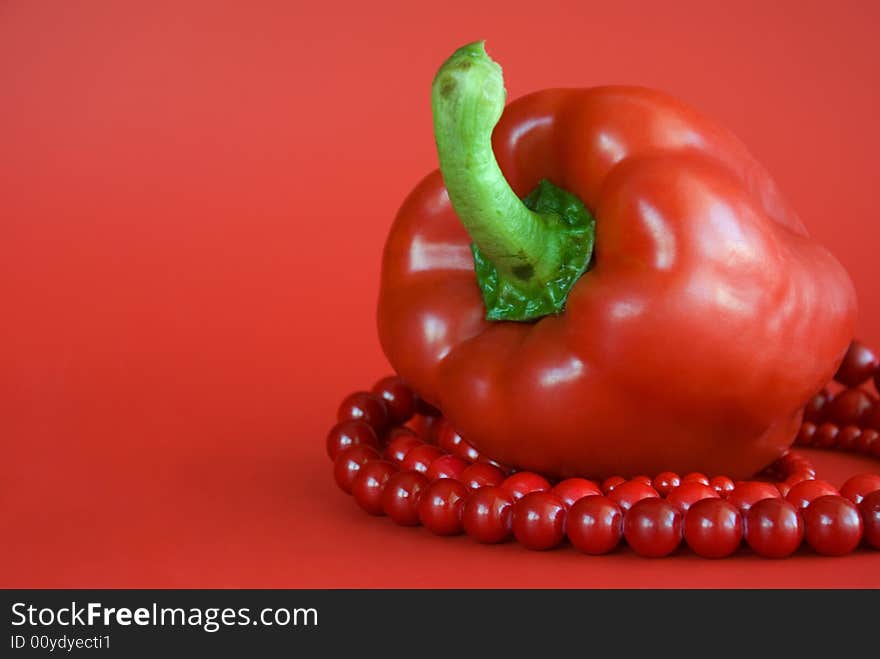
[3,1,879,587]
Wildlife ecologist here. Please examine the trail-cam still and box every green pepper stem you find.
[431,42,562,286]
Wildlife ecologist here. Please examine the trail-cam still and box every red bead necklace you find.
[326,340,880,558]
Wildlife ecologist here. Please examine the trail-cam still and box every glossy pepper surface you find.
[377,43,856,479]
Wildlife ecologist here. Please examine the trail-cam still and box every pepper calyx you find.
[431,41,595,322]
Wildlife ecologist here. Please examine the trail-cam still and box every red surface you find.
[2,1,880,588]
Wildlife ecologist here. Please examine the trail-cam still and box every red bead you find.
[381,470,429,526]
[460,462,507,490]
[418,478,468,535]
[682,472,710,486]
[333,445,381,494]
[859,490,880,549]
[840,473,880,505]
[803,390,829,424]
[401,444,444,474]
[461,486,514,543]
[601,476,626,494]
[795,422,817,446]
[792,460,818,476]
[776,452,816,478]
[803,495,863,556]
[450,438,481,462]
[652,472,681,497]
[567,495,624,554]
[683,498,743,558]
[608,480,659,512]
[479,458,510,473]
[834,340,879,387]
[785,475,816,492]
[512,492,566,550]
[775,482,791,498]
[435,421,481,462]
[744,498,804,558]
[326,420,380,461]
[783,472,814,489]
[502,471,552,501]
[855,428,879,454]
[709,476,735,498]
[835,425,862,451]
[426,454,469,481]
[727,481,780,513]
[666,482,719,513]
[824,389,875,427]
[434,420,460,452]
[552,478,602,508]
[630,475,653,486]
[624,498,682,558]
[337,391,389,432]
[785,479,839,510]
[351,460,398,515]
[383,431,423,466]
[813,423,840,449]
[371,376,417,425]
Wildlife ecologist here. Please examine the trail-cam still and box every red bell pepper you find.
[377,42,856,479]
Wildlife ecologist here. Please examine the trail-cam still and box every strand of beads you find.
[326,343,880,559]
[797,340,880,459]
